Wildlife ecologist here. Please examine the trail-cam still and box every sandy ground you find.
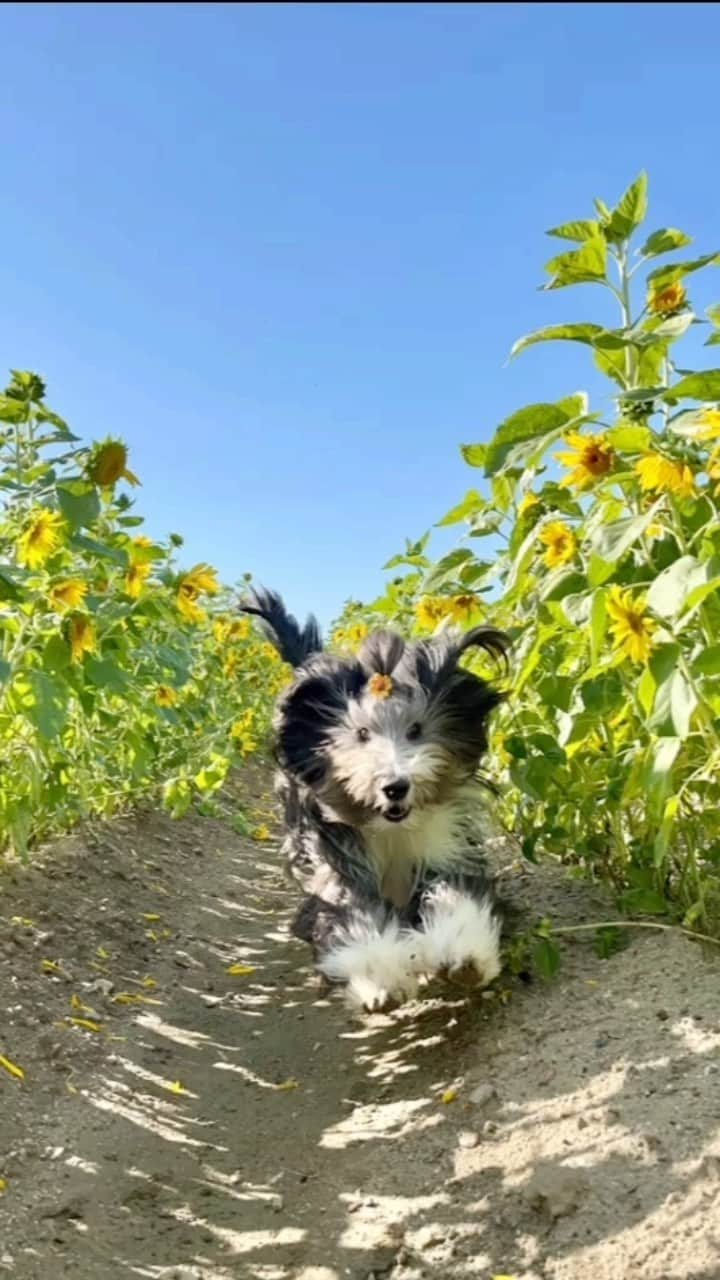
[1,765,719,1280]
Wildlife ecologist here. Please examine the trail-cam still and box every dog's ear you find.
[412,625,510,691]
[357,629,405,677]
[275,661,364,785]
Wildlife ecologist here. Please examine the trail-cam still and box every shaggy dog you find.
[241,588,509,1012]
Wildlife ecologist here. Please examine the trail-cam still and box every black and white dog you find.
[241,588,509,1012]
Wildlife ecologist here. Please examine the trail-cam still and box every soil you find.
[1,763,719,1280]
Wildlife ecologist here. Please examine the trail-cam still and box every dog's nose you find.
[383,779,410,802]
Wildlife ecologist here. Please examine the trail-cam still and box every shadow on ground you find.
[1,770,719,1280]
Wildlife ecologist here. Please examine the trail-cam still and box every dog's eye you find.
[356,727,371,743]
[406,722,422,741]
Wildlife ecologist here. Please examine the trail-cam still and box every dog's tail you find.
[240,586,323,668]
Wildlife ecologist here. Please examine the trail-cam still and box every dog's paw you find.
[438,959,491,990]
[319,924,420,1014]
[420,888,501,989]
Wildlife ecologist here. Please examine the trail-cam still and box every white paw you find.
[419,886,501,987]
[319,920,422,1012]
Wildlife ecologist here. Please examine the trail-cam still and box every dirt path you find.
[1,767,719,1280]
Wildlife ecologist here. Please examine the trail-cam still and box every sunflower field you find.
[337,174,720,935]
[0,371,287,858]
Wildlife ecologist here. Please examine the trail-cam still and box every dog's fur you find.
[241,587,510,1012]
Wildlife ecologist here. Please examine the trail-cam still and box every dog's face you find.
[274,626,507,825]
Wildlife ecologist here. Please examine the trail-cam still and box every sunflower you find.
[556,432,614,490]
[86,439,140,487]
[125,561,151,599]
[415,597,453,630]
[50,580,87,610]
[176,563,219,624]
[635,453,695,498]
[154,685,178,708]
[368,673,393,699]
[606,586,655,664]
[449,594,477,622]
[332,621,369,651]
[17,509,65,568]
[518,492,540,516]
[538,521,577,568]
[68,615,96,663]
[648,280,687,316]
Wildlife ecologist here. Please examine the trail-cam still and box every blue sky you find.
[2,3,719,628]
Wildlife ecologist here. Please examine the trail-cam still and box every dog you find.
[241,587,510,1012]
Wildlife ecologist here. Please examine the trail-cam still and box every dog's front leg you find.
[416,874,502,989]
[317,908,423,1013]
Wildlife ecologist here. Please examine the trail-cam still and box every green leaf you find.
[647,252,720,288]
[581,671,624,713]
[650,666,697,739]
[618,888,668,916]
[546,219,600,242]
[460,444,487,469]
[0,658,10,685]
[70,533,129,566]
[483,402,571,477]
[435,489,484,527]
[42,634,71,674]
[24,671,68,740]
[646,555,704,618]
[0,570,26,603]
[664,370,720,402]
[639,228,692,258]
[605,173,648,244]
[56,482,101,532]
[643,736,681,821]
[590,506,660,563]
[532,937,561,980]
[590,589,607,665]
[653,795,680,868]
[84,658,131,694]
[607,423,653,452]
[509,323,603,361]
[543,234,607,290]
[594,926,629,959]
[421,549,474,592]
[539,570,587,603]
[691,645,720,677]
[0,395,28,423]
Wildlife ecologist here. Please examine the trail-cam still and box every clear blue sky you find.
[2,3,719,628]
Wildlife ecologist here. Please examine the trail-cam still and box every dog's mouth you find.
[382,805,411,824]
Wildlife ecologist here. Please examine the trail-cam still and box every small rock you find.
[577,1116,588,1130]
[656,1008,670,1021]
[469,1083,496,1107]
[458,1130,479,1149]
[482,1120,498,1136]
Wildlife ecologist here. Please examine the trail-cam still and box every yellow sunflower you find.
[332,621,369,652]
[68,615,96,663]
[518,492,540,516]
[415,597,453,630]
[125,561,151,599]
[368,673,393,699]
[538,521,577,568]
[635,453,695,498]
[176,563,219,624]
[648,280,687,316]
[50,580,87,610]
[556,432,614,491]
[449,594,477,622]
[86,439,140,487]
[17,509,65,568]
[154,685,178,708]
[606,586,655,664]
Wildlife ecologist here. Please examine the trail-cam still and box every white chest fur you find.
[364,790,477,906]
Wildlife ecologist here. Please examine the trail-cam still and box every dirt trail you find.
[1,766,719,1280]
